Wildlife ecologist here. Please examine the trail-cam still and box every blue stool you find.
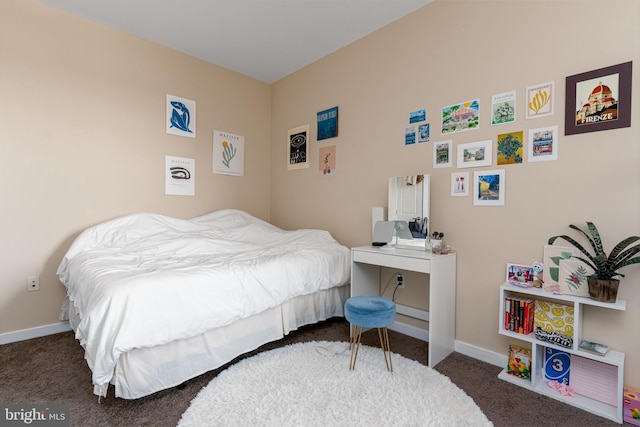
[344,295,396,372]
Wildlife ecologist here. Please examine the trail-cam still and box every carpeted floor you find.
[0,317,619,427]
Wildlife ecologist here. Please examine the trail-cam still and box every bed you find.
[57,209,350,399]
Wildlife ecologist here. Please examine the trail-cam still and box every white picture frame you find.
[213,130,244,176]
[451,171,469,197]
[166,94,196,138]
[473,169,505,206]
[526,81,555,120]
[457,140,493,168]
[287,124,310,170]
[165,155,195,196]
[528,125,559,162]
[433,140,452,168]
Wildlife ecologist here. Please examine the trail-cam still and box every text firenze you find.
[579,112,614,124]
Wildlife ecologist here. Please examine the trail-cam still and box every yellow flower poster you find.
[213,130,244,176]
[526,81,554,119]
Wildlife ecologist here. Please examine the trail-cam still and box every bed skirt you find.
[68,284,349,399]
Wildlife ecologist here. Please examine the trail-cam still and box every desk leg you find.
[427,255,457,366]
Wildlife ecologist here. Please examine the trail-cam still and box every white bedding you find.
[57,209,350,397]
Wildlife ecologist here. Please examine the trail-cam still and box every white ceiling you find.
[40,0,432,83]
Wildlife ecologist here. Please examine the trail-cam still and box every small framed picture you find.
[451,171,469,197]
[528,125,558,162]
[473,169,505,206]
[457,140,493,168]
[526,81,554,120]
[166,94,196,138]
[506,263,535,287]
[496,131,524,165]
[287,124,309,170]
[565,61,632,135]
[418,123,430,143]
[433,140,452,168]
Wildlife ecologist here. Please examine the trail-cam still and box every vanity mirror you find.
[388,174,430,239]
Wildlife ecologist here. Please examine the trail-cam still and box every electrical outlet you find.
[27,276,40,292]
[396,273,405,289]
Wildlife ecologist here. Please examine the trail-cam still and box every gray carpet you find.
[0,318,618,426]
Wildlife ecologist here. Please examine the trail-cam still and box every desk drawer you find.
[352,249,431,273]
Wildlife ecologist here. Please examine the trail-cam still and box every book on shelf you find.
[579,339,609,356]
[504,296,534,335]
[507,343,531,380]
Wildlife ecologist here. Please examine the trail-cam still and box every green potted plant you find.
[548,222,640,302]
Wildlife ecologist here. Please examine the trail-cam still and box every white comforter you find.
[57,209,350,397]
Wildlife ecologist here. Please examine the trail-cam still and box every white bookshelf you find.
[498,283,625,424]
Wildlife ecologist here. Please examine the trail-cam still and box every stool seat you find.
[345,295,396,372]
[345,295,396,328]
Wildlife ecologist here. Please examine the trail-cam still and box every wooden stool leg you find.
[378,327,393,372]
[349,325,363,370]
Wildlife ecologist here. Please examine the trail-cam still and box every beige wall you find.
[271,0,640,386]
[0,0,271,332]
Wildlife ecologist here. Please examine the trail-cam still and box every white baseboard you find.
[390,320,507,369]
[454,339,507,368]
[388,321,429,342]
[0,322,72,345]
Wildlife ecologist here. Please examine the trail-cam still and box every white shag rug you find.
[177,341,492,427]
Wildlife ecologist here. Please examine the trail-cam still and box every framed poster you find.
[473,169,505,206]
[526,81,554,120]
[457,140,493,168]
[565,61,632,135]
[166,94,196,138]
[409,108,427,123]
[497,131,524,165]
[317,106,338,140]
[434,140,452,168]
[318,145,336,178]
[491,90,516,125]
[418,123,430,143]
[405,126,416,145]
[451,171,469,197]
[542,245,582,294]
[213,130,244,176]
[528,125,558,162]
[165,156,195,196]
[506,263,535,287]
[287,125,309,170]
[441,99,479,134]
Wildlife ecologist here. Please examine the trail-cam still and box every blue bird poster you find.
[166,94,196,138]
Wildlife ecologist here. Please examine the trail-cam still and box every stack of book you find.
[504,296,534,335]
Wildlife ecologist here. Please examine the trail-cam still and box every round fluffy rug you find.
[178,341,492,427]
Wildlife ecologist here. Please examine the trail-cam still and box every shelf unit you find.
[498,283,626,424]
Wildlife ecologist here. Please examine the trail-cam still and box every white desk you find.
[350,246,457,367]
